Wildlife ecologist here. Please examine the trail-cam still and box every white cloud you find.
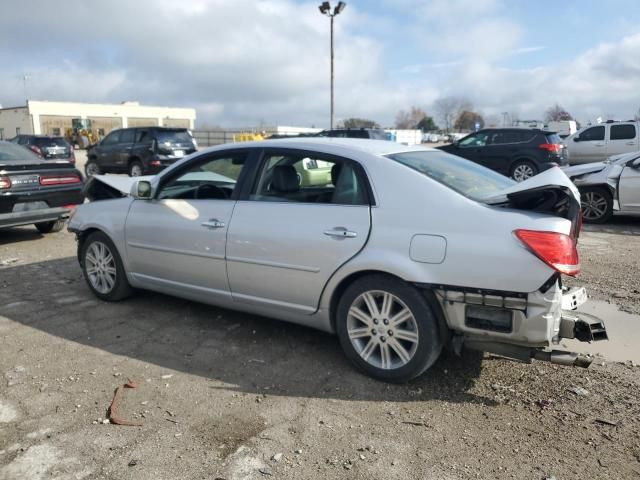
[1,1,640,127]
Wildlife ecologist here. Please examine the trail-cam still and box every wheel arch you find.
[509,157,537,172]
[328,270,448,343]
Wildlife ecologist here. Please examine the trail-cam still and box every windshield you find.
[386,150,515,201]
[34,137,69,147]
[155,130,194,145]
[0,141,42,163]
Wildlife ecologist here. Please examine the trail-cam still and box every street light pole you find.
[318,2,346,130]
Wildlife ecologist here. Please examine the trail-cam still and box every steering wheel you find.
[195,184,228,200]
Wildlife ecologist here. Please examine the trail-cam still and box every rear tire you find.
[336,274,443,383]
[510,160,537,182]
[85,160,100,177]
[35,220,65,234]
[128,161,143,177]
[80,231,133,301]
[580,187,613,224]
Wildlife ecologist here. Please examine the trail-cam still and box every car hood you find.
[483,167,579,205]
[84,174,155,201]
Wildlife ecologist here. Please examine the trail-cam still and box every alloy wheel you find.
[130,164,143,177]
[582,191,608,221]
[346,290,420,370]
[86,162,99,176]
[85,241,117,294]
[512,164,535,182]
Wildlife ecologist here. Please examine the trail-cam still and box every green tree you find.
[416,116,438,131]
[341,117,380,129]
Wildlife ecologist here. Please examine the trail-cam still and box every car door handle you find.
[201,219,225,229]
[594,142,605,147]
[626,141,636,145]
[324,227,357,239]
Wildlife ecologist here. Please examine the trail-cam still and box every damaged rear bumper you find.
[433,283,608,368]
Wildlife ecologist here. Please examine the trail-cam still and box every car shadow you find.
[0,257,494,406]
[0,226,44,245]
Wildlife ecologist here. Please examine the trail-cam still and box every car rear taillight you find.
[539,143,561,153]
[150,160,161,167]
[514,229,580,276]
[69,148,76,165]
[0,176,11,189]
[39,174,82,186]
[29,145,43,157]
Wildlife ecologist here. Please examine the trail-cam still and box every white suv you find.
[564,121,639,164]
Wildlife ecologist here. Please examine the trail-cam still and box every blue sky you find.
[1,0,640,127]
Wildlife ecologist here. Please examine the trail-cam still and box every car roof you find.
[205,137,437,157]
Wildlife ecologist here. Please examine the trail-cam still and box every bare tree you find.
[433,96,473,132]
[544,103,574,122]
[454,110,485,131]
[395,106,428,129]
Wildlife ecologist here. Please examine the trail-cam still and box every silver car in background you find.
[563,152,640,223]
[68,138,607,382]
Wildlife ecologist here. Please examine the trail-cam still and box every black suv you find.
[10,135,75,165]
[438,128,567,181]
[317,128,389,140]
[86,127,197,177]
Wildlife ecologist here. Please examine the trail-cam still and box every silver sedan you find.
[68,138,607,382]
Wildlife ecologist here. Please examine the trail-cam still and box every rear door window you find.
[544,133,562,144]
[119,129,135,143]
[610,124,636,140]
[579,126,605,141]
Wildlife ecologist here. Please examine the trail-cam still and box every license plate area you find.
[12,201,49,212]
[562,286,587,310]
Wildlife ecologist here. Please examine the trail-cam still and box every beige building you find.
[0,100,196,140]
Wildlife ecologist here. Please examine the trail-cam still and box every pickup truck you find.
[564,121,639,165]
[85,127,197,177]
[0,141,84,233]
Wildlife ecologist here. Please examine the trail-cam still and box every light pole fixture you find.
[318,1,346,129]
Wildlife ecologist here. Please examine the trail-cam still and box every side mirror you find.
[130,180,152,199]
[573,136,580,142]
[631,158,640,169]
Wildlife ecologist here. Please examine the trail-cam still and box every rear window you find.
[0,141,42,163]
[33,137,68,147]
[386,150,514,201]
[610,124,636,140]
[154,130,193,145]
[544,133,562,144]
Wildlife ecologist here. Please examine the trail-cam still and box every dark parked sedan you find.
[0,141,84,233]
[438,128,567,181]
[10,135,76,165]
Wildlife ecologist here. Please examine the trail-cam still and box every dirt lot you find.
[1,219,640,480]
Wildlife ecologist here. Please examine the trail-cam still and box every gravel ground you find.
[1,223,639,480]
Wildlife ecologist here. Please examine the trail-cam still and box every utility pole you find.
[318,2,346,130]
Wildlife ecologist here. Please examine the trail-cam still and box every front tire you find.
[510,160,537,182]
[336,274,443,383]
[35,220,65,234]
[80,231,133,301]
[128,160,143,177]
[580,187,613,224]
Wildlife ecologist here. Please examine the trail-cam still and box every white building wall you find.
[27,100,196,131]
[0,107,33,139]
